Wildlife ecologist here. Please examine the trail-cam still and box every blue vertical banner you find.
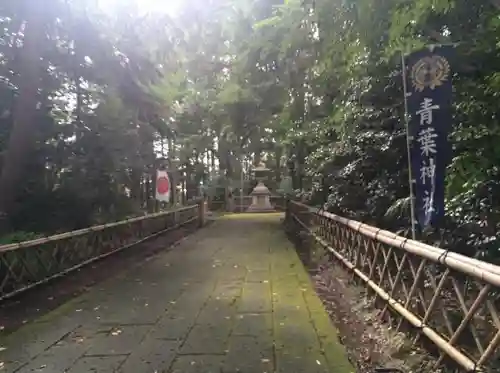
[405,46,454,228]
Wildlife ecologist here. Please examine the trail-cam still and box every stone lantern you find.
[247,163,275,212]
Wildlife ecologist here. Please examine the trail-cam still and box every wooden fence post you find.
[198,198,207,227]
[284,197,291,231]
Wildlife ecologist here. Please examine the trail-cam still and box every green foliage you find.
[0,0,173,235]
[205,0,500,261]
[0,231,43,245]
[1,0,500,264]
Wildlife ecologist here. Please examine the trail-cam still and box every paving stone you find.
[196,304,236,326]
[273,289,308,311]
[245,269,271,283]
[180,324,231,354]
[66,356,127,373]
[238,283,272,313]
[63,323,114,344]
[303,288,327,313]
[169,355,225,373]
[212,283,243,301]
[15,341,86,373]
[84,325,152,355]
[165,289,212,318]
[117,338,179,373]
[319,334,354,373]
[95,304,165,324]
[147,315,196,341]
[213,267,247,283]
[232,313,272,336]
[0,321,80,373]
[309,307,337,338]
[275,349,330,373]
[224,335,274,373]
[274,316,321,351]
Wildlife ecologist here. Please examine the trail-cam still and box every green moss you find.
[261,217,355,373]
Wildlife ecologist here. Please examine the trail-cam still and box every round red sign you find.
[157,176,170,194]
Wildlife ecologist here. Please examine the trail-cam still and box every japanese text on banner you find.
[405,46,454,228]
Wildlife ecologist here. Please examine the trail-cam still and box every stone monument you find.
[247,163,275,212]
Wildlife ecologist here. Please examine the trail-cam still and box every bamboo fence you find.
[0,203,202,301]
[287,200,500,372]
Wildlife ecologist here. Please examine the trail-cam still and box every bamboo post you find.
[198,198,206,227]
[401,51,418,240]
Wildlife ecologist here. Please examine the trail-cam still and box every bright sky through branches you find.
[97,0,182,15]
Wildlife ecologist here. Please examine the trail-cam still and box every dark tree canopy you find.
[0,0,498,262]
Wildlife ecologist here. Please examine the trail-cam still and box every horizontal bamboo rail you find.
[286,200,500,373]
[0,203,204,301]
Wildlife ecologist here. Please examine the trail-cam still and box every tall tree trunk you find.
[287,146,297,191]
[167,138,174,162]
[0,6,46,233]
[211,149,215,173]
[321,175,328,205]
[145,175,151,211]
[297,139,304,191]
[130,169,142,209]
[182,172,187,204]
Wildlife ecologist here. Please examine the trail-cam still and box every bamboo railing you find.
[286,200,500,373]
[0,203,204,301]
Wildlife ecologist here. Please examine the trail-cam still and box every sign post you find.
[401,52,418,240]
[403,45,454,230]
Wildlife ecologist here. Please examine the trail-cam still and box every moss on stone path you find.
[1,213,355,373]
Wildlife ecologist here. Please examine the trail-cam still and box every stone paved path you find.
[0,214,354,373]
